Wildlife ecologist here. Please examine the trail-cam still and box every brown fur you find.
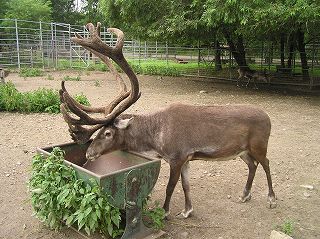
[86,103,276,217]
[237,68,268,88]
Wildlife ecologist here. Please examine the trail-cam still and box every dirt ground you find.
[0,70,319,239]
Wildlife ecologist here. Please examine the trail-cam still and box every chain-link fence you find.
[1,19,319,89]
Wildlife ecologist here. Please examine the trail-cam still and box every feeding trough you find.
[37,141,164,239]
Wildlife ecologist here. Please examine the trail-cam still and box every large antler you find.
[60,22,141,144]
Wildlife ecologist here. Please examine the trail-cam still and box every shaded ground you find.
[0,70,319,239]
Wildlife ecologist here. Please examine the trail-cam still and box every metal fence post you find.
[54,23,58,68]
[50,22,54,68]
[30,46,33,67]
[15,19,21,69]
[144,41,147,59]
[39,21,44,69]
[155,41,158,59]
[166,41,168,65]
[69,24,72,68]
[138,40,141,65]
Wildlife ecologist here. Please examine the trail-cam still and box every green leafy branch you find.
[29,148,123,237]
[29,148,165,237]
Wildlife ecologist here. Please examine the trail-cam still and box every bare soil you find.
[0,70,319,239]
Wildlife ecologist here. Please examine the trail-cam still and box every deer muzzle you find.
[86,150,101,161]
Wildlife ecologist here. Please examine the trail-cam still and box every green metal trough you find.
[37,141,164,239]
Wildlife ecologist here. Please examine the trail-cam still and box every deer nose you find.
[86,150,100,161]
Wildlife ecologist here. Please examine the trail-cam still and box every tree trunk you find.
[287,32,295,68]
[223,28,248,69]
[215,40,222,71]
[280,34,285,68]
[296,28,309,81]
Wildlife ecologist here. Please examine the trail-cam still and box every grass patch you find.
[47,74,54,81]
[94,80,101,87]
[280,219,294,236]
[55,59,211,77]
[19,68,44,77]
[63,75,81,81]
[0,82,90,113]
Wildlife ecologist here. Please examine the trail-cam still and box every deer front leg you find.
[177,161,193,218]
[259,157,277,208]
[163,160,185,218]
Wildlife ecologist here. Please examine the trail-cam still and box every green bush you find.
[19,68,44,77]
[0,82,90,113]
[87,63,108,72]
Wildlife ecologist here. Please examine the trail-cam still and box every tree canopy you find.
[1,0,320,73]
[2,0,52,23]
[97,0,320,74]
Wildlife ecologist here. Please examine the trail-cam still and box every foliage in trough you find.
[29,148,166,237]
[29,148,123,237]
[0,82,89,113]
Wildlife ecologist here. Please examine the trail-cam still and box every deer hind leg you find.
[163,160,185,218]
[240,152,258,202]
[237,76,242,87]
[177,161,193,218]
[249,146,277,208]
[251,77,259,89]
[259,156,277,208]
[245,76,251,88]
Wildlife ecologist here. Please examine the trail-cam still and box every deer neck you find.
[122,114,161,153]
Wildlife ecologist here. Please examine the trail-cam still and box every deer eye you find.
[104,130,112,138]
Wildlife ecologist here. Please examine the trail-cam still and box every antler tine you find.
[60,81,106,114]
[61,23,141,143]
[70,23,140,120]
[61,104,103,144]
[107,28,124,50]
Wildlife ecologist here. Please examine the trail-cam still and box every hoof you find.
[176,207,193,219]
[239,193,251,203]
[164,210,171,220]
[268,196,277,209]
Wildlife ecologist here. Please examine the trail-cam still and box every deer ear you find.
[114,117,133,129]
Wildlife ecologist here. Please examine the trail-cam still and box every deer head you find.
[60,23,140,160]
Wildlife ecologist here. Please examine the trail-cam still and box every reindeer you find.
[0,67,9,84]
[237,67,268,89]
[60,23,277,219]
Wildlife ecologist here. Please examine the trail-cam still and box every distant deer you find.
[60,23,276,219]
[237,68,268,89]
[0,67,9,84]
